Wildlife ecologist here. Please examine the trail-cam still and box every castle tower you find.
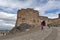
[15,8,40,27]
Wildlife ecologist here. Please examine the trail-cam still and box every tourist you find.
[41,21,46,30]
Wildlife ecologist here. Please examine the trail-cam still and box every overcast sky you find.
[0,0,60,30]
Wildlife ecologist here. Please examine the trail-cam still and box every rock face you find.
[15,23,31,31]
[10,23,31,33]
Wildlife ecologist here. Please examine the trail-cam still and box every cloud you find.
[35,0,60,18]
[0,0,35,30]
[0,0,60,30]
[0,6,17,14]
[0,0,35,9]
[0,12,17,30]
[0,12,16,20]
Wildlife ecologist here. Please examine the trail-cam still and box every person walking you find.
[41,21,46,30]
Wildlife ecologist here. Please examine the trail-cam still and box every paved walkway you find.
[44,27,60,40]
[44,27,57,40]
[55,27,60,40]
[2,27,60,40]
[0,27,52,40]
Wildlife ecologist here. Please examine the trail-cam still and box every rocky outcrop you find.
[10,23,32,33]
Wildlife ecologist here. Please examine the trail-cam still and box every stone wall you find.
[39,16,48,26]
[15,8,40,27]
[47,18,60,27]
[15,8,60,28]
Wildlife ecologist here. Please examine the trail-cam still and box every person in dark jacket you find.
[41,21,46,30]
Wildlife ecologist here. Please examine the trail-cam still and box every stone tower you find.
[15,8,40,27]
[10,8,50,33]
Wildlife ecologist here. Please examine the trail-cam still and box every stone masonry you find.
[15,8,40,27]
[15,8,60,28]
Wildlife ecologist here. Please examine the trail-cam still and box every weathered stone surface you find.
[16,8,40,27]
[1,27,52,40]
[10,23,32,33]
[11,8,60,33]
